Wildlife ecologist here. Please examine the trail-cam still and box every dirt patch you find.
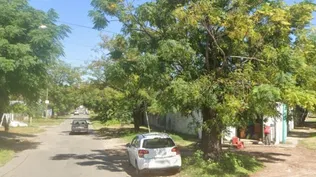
[247,146,316,177]
[248,119,316,177]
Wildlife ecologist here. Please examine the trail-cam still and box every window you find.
[142,138,175,149]
[135,138,141,148]
[73,120,86,125]
[131,136,138,147]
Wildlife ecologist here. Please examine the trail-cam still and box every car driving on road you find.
[73,110,80,115]
[71,119,89,134]
[126,132,181,175]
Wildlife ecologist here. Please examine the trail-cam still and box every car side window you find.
[131,137,137,147]
[135,138,141,148]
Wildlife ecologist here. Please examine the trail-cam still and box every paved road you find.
[0,115,133,177]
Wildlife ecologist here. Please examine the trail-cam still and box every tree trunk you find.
[201,107,222,160]
[0,87,9,132]
[132,108,141,132]
[4,119,9,132]
[294,105,308,127]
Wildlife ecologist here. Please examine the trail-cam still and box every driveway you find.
[0,115,133,177]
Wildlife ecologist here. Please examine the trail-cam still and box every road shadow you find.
[239,150,290,163]
[94,127,147,140]
[0,137,40,152]
[0,131,37,138]
[287,131,312,138]
[50,149,179,177]
[287,119,316,138]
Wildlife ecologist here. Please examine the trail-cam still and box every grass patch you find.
[0,116,67,135]
[96,124,195,146]
[0,126,44,135]
[121,127,148,142]
[299,133,316,150]
[0,149,14,166]
[96,126,148,140]
[181,150,263,177]
[91,119,122,130]
[90,116,195,145]
[30,117,65,127]
[89,116,125,130]
[0,137,40,167]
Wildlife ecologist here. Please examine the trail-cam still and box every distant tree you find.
[47,60,83,116]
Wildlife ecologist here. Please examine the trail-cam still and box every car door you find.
[133,138,141,165]
[128,137,137,166]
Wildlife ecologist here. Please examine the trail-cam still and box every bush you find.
[182,150,263,177]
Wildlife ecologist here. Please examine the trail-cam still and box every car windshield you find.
[142,138,175,149]
[72,120,86,125]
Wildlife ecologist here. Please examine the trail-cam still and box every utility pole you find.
[145,102,151,133]
[45,88,49,118]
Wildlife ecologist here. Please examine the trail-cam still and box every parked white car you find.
[9,121,28,127]
[126,132,181,175]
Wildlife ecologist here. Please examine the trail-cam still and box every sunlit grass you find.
[181,151,263,177]
[300,133,316,150]
[30,117,65,127]
[0,149,14,167]
[0,126,44,134]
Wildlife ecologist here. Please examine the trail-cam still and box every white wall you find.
[147,111,203,137]
[264,103,293,145]
[224,127,236,141]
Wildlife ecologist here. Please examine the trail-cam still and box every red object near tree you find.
[232,136,244,149]
[264,125,271,134]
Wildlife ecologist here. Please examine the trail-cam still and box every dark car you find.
[71,120,89,134]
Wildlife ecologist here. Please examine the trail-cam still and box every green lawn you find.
[299,117,316,150]
[181,151,263,177]
[0,117,67,135]
[0,126,44,135]
[0,149,14,167]
[94,123,195,146]
[300,133,316,150]
[30,117,66,127]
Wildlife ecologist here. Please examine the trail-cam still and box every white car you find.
[9,121,28,127]
[73,110,79,115]
[126,132,181,175]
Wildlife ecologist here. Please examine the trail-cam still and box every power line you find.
[62,58,94,62]
[57,20,119,34]
[63,41,96,48]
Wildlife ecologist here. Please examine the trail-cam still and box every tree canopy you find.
[89,0,316,158]
[0,0,70,112]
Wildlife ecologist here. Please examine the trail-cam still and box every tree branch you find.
[132,14,155,39]
[202,22,226,60]
[229,56,265,62]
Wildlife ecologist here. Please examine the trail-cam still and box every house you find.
[146,103,294,145]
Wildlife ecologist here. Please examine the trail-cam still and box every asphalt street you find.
[0,115,132,177]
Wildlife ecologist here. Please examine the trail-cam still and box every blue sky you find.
[29,0,119,67]
[29,0,313,67]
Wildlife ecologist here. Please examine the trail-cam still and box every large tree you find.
[90,0,316,158]
[0,0,70,130]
